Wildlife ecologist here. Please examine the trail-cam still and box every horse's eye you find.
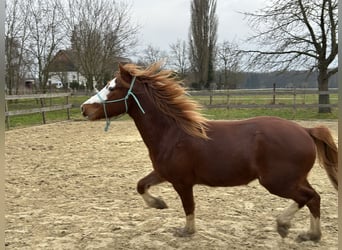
[108,86,115,91]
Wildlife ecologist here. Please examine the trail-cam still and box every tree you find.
[66,0,138,91]
[25,0,67,93]
[216,41,242,89]
[189,0,218,89]
[138,44,168,66]
[5,0,31,94]
[169,40,190,79]
[244,0,338,113]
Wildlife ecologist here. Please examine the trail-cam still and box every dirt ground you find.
[5,120,338,250]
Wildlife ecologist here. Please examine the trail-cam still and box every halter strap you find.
[97,76,145,131]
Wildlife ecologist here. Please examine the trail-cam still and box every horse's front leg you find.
[172,184,195,237]
[137,170,168,209]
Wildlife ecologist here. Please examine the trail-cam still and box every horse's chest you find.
[149,141,195,182]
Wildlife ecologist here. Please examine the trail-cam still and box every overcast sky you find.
[130,0,268,54]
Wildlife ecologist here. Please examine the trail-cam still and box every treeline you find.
[237,70,338,89]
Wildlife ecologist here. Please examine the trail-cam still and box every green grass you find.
[201,108,337,120]
[5,94,338,130]
[6,95,86,129]
[193,93,338,106]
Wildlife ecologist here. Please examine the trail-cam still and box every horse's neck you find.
[129,101,180,154]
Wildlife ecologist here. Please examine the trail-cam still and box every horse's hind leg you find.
[137,170,168,209]
[278,181,321,242]
[261,178,321,241]
[295,181,321,242]
[276,202,300,238]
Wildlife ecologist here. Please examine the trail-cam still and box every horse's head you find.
[81,64,143,121]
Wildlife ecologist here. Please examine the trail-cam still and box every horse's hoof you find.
[296,232,321,242]
[173,227,195,237]
[276,220,290,238]
[152,198,168,209]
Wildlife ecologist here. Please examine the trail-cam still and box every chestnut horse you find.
[81,63,337,242]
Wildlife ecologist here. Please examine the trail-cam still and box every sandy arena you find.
[5,120,338,249]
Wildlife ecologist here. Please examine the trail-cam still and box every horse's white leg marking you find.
[141,190,155,207]
[141,190,167,209]
[276,202,300,238]
[309,214,321,236]
[297,214,322,241]
[174,214,195,237]
[277,202,299,225]
[185,214,195,234]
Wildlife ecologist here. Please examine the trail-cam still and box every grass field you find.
[5,93,338,130]
[192,92,338,106]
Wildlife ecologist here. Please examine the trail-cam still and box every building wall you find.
[49,71,88,87]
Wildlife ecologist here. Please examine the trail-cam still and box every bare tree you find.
[169,39,190,79]
[189,0,218,89]
[216,41,242,89]
[25,0,66,93]
[66,0,139,91]
[5,0,31,94]
[244,0,338,113]
[137,44,168,67]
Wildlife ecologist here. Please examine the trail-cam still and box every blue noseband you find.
[96,76,145,131]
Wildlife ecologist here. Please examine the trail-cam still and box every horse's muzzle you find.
[80,104,88,118]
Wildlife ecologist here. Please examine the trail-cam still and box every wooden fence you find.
[188,88,338,109]
[4,88,338,129]
[5,93,72,129]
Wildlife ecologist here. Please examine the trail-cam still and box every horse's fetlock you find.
[296,231,321,242]
[276,219,291,238]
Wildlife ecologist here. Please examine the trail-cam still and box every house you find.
[48,49,131,90]
[48,50,88,90]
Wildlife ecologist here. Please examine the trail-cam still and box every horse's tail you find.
[306,126,338,190]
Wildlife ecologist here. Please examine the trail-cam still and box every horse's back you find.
[192,117,316,186]
[209,116,316,162]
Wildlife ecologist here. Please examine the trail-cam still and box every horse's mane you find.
[120,62,209,139]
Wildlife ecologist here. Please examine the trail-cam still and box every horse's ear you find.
[118,63,132,84]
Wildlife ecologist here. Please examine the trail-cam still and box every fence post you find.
[226,89,230,109]
[293,87,297,112]
[40,98,46,124]
[66,94,70,120]
[5,100,10,129]
[272,83,276,104]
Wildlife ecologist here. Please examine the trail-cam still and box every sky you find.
[130,0,268,54]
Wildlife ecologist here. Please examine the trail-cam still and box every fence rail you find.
[5,93,72,129]
[4,88,338,129]
[188,88,337,96]
[188,88,338,109]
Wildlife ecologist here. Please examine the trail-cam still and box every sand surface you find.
[5,120,338,249]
